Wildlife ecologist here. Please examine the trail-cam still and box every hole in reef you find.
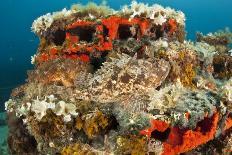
[150,25,164,40]
[151,128,171,142]
[213,62,225,74]
[107,115,120,131]
[103,25,109,41]
[67,26,96,43]
[52,29,66,46]
[118,24,137,40]
[229,113,232,118]
[195,116,213,134]
[90,51,109,72]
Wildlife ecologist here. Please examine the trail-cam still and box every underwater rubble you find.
[5,1,232,155]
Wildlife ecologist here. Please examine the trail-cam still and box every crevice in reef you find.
[103,25,109,41]
[52,29,66,46]
[149,25,164,40]
[90,51,109,73]
[67,26,96,43]
[118,24,138,40]
[151,128,171,142]
[195,116,214,134]
[107,115,119,131]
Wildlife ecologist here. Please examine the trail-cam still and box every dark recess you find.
[52,29,66,46]
[151,128,171,142]
[118,24,137,40]
[90,51,108,72]
[103,25,109,41]
[150,25,164,40]
[195,116,213,134]
[213,63,224,74]
[67,26,96,43]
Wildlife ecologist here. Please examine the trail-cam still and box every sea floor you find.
[0,112,8,155]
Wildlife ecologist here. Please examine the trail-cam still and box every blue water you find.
[0,0,232,112]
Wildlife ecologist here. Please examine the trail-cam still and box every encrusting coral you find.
[75,109,110,139]
[61,142,97,155]
[4,1,232,155]
[115,135,148,155]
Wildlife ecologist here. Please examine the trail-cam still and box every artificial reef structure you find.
[5,1,232,155]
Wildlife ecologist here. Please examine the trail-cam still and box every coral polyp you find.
[5,1,232,155]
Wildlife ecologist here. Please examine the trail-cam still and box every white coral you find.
[228,49,232,56]
[31,96,56,120]
[130,1,148,18]
[31,8,76,35]
[151,4,165,14]
[5,99,15,112]
[165,7,185,25]
[16,102,31,117]
[31,13,54,35]
[54,101,78,122]
[153,39,169,49]
[148,80,185,113]
[52,8,75,19]
[175,11,185,25]
[122,1,185,26]
[194,42,217,63]
[221,78,232,102]
[30,95,78,122]
[31,54,36,64]
[148,139,163,155]
[152,13,167,25]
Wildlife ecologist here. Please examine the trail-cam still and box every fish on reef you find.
[76,53,170,103]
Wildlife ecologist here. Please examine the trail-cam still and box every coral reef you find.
[61,142,98,155]
[5,1,232,155]
[196,28,232,54]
